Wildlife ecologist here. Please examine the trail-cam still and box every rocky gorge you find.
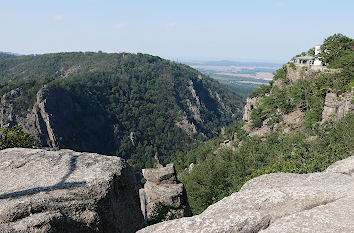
[0,35,353,232]
[2,147,354,233]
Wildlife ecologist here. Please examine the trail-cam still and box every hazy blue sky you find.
[1,0,353,62]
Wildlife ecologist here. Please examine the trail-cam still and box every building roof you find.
[294,55,315,60]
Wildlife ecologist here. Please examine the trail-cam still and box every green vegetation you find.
[307,47,315,56]
[248,84,271,98]
[178,111,353,215]
[250,85,294,128]
[272,65,288,83]
[1,34,352,219]
[293,47,315,59]
[148,202,191,225]
[0,126,37,150]
[0,52,244,171]
[288,62,296,70]
[320,33,353,67]
[222,82,260,98]
[174,34,354,215]
[0,52,17,60]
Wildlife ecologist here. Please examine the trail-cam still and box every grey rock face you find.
[0,148,144,233]
[322,92,353,123]
[138,156,354,233]
[142,164,177,184]
[242,96,273,137]
[0,87,114,154]
[242,96,262,121]
[286,64,306,82]
[139,164,188,220]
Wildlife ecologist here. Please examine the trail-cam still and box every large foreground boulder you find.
[138,156,354,233]
[0,148,144,233]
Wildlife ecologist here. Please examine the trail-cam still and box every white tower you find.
[314,45,322,66]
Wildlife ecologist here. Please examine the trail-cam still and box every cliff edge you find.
[0,148,144,233]
[138,156,354,233]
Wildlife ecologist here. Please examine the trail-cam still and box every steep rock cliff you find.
[0,87,112,153]
[322,91,354,123]
[0,148,144,233]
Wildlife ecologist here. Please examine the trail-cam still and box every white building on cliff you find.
[292,45,323,67]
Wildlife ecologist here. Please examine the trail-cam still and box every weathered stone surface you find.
[325,155,354,175]
[139,182,185,218]
[188,163,195,173]
[142,164,176,184]
[242,96,275,137]
[139,164,188,220]
[0,148,144,233]
[138,156,354,233]
[248,125,270,137]
[175,113,197,136]
[0,87,115,154]
[286,64,306,82]
[283,108,304,125]
[322,91,353,123]
[242,96,262,121]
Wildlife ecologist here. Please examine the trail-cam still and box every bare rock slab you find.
[139,164,188,220]
[0,148,144,233]
[138,156,354,233]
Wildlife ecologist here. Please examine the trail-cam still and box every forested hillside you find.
[0,52,17,60]
[0,52,244,170]
[175,34,354,215]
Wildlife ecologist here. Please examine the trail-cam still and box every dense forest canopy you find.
[0,52,244,170]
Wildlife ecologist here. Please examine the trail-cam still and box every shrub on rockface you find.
[148,202,191,225]
[0,125,37,150]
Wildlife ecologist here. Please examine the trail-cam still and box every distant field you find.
[183,60,282,97]
[210,74,269,98]
[214,72,273,80]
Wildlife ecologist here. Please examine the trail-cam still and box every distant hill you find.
[0,52,19,60]
[0,52,244,170]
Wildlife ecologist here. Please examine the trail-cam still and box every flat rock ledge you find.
[0,148,144,233]
[138,156,354,233]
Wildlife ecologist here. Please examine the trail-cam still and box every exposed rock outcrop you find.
[242,96,305,138]
[32,87,59,148]
[322,91,353,123]
[0,148,144,233]
[242,96,262,121]
[0,88,21,128]
[285,64,327,82]
[188,163,195,173]
[138,156,354,233]
[242,96,272,137]
[286,64,307,82]
[0,87,114,153]
[175,112,197,136]
[139,164,188,221]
